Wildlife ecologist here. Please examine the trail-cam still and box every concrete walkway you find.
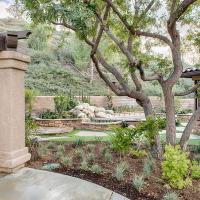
[0,168,129,200]
[75,130,109,137]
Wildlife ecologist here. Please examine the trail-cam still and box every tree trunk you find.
[163,86,176,146]
[180,106,200,150]
[142,98,163,159]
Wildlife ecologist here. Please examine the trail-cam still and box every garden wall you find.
[35,118,121,131]
[33,96,195,113]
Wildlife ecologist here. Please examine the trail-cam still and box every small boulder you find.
[95,112,107,118]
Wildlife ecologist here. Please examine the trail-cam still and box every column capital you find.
[0,51,30,71]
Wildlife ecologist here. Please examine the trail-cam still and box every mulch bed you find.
[28,142,200,200]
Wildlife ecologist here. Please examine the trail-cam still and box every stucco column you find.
[0,51,31,173]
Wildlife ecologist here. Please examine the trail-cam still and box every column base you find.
[0,147,31,173]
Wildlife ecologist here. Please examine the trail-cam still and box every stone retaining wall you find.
[35,118,122,131]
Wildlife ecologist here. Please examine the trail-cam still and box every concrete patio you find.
[0,168,129,200]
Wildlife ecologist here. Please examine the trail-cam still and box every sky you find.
[0,0,11,18]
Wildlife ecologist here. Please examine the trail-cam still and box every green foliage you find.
[114,164,125,181]
[143,156,154,176]
[132,175,144,192]
[25,116,38,147]
[118,161,129,172]
[80,90,91,104]
[86,153,95,164]
[74,148,84,160]
[130,149,147,158]
[162,145,191,189]
[81,159,89,170]
[37,144,48,158]
[191,161,200,179]
[135,117,166,145]
[90,164,102,174]
[28,24,54,51]
[57,145,65,154]
[104,151,113,162]
[74,138,84,147]
[39,110,61,119]
[86,144,95,152]
[110,127,133,154]
[163,192,179,200]
[61,156,73,167]
[25,89,38,117]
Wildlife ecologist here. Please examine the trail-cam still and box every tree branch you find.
[136,62,162,81]
[168,0,197,28]
[104,0,173,48]
[174,84,200,96]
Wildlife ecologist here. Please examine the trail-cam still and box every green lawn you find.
[39,128,200,146]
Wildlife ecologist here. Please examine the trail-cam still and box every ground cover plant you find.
[28,139,200,200]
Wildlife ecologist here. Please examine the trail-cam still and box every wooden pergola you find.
[181,67,200,110]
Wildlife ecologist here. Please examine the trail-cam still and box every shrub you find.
[56,151,64,160]
[81,159,89,170]
[191,161,200,179]
[54,95,68,116]
[91,164,102,174]
[163,192,179,200]
[162,145,191,189]
[104,151,113,162]
[47,142,55,149]
[25,89,38,117]
[130,149,147,158]
[87,144,95,152]
[132,175,144,192]
[114,161,129,181]
[86,153,95,164]
[120,121,129,128]
[135,117,166,145]
[114,165,125,181]
[94,136,102,143]
[61,156,73,167]
[110,127,132,155]
[74,148,84,159]
[118,161,129,172]
[39,110,61,119]
[143,157,154,177]
[74,138,84,147]
[37,144,48,158]
[57,145,65,153]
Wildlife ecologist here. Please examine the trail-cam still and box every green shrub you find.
[61,156,73,167]
[135,117,166,145]
[163,192,179,200]
[87,144,95,152]
[118,161,129,172]
[114,165,125,181]
[81,159,89,170]
[86,153,95,164]
[54,95,68,116]
[74,138,84,147]
[74,148,84,159]
[132,175,144,191]
[110,127,132,155]
[54,94,77,117]
[25,89,38,117]
[94,136,102,143]
[191,161,200,179]
[56,151,64,159]
[162,145,191,189]
[39,110,61,119]
[143,157,154,177]
[130,149,147,158]
[37,144,48,158]
[57,145,65,153]
[104,151,113,162]
[91,164,102,174]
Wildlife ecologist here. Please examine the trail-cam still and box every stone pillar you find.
[0,51,31,173]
